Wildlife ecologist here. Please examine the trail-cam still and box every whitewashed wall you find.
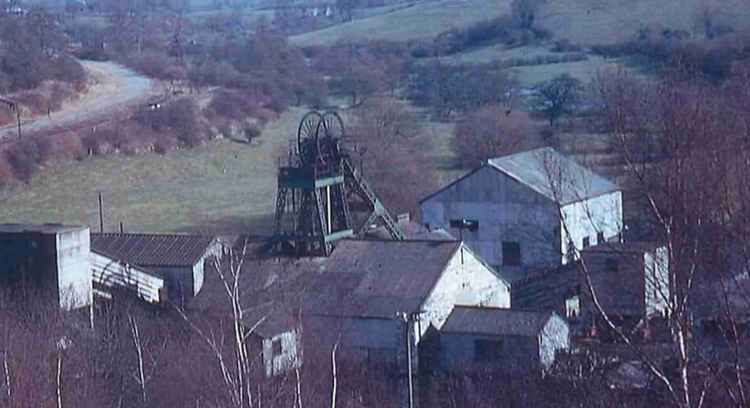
[421,166,561,281]
[538,313,570,370]
[645,246,670,317]
[262,329,302,378]
[56,228,92,310]
[419,244,510,338]
[560,191,623,263]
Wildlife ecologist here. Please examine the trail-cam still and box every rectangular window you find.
[272,338,282,356]
[582,237,590,248]
[605,258,619,273]
[474,339,503,361]
[596,231,605,244]
[449,219,479,231]
[502,242,521,266]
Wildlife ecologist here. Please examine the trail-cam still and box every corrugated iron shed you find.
[91,233,216,267]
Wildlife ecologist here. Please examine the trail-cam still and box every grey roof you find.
[91,233,216,267]
[441,306,556,337]
[304,239,463,318]
[487,147,619,205]
[243,302,297,338]
[0,223,87,234]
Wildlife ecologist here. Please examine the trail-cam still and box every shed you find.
[243,302,302,378]
[91,233,222,304]
[433,306,570,373]
[420,147,623,282]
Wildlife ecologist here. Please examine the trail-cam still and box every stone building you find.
[423,306,570,374]
[420,147,623,282]
[513,242,670,332]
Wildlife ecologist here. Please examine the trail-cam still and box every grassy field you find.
[0,108,305,235]
[437,45,556,66]
[290,0,510,46]
[292,0,750,48]
[538,0,750,46]
[508,55,624,87]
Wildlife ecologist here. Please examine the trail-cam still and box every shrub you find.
[6,139,42,181]
[243,125,262,143]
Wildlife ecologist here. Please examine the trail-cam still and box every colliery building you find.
[0,223,91,310]
[420,147,623,282]
[91,232,223,305]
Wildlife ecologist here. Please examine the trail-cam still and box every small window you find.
[566,295,580,320]
[596,231,605,244]
[582,237,590,248]
[449,219,479,231]
[502,242,521,266]
[272,338,282,356]
[474,339,503,361]
[605,258,619,273]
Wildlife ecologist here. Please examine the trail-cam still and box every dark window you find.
[474,339,503,361]
[272,338,282,356]
[605,258,619,273]
[502,242,521,266]
[449,219,479,231]
[582,237,590,248]
[596,231,605,244]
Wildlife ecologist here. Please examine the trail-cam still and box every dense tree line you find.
[0,7,84,93]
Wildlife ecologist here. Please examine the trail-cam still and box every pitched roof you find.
[441,306,556,337]
[487,147,619,205]
[304,239,463,318]
[243,302,297,338]
[0,223,87,234]
[91,233,216,267]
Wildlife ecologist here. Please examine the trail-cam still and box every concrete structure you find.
[420,147,623,282]
[0,223,91,310]
[425,306,570,373]
[91,233,222,305]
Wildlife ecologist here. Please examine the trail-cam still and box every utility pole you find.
[449,218,478,263]
[398,312,416,408]
[98,192,104,233]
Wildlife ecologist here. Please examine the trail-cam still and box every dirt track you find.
[0,61,157,139]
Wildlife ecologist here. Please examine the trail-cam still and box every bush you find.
[127,52,184,81]
[243,125,262,143]
[208,90,262,121]
[154,137,178,155]
[6,139,42,181]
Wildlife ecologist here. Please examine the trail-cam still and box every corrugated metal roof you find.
[487,147,619,205]
[441,306,554,337]
[91,233,216,267]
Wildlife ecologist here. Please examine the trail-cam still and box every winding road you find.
[0,61,157,139]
